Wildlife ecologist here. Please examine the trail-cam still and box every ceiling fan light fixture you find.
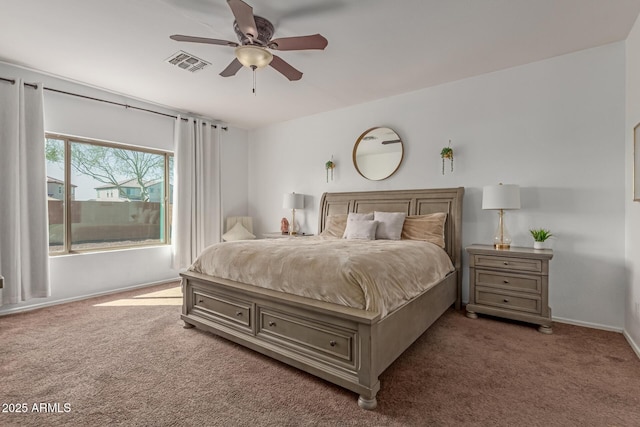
[235,45,273,69]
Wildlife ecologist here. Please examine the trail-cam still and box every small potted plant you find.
[529,228,553,249]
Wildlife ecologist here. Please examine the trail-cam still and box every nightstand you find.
[262,232,314,239]
[465,244,553,334]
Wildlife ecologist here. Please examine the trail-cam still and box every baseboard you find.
[460,301,626,333]
[0,277,181,317]
[623,330,640,360]
[505,315,639,359]
[551,316,623,333]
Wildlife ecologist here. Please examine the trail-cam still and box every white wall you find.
[221,126,250,221]
[249,43,627,330]
[0,62,249,314]
[625,16,640,352]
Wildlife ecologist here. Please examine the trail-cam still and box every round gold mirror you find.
[353,127,404,180]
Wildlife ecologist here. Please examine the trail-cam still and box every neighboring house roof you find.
[47,176,77,188]
[47,176,63,184]
[95,178,142,190]
[95,178,172,190]
[146,179,164,187]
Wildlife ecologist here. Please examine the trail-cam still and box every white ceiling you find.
[1,0,639,129]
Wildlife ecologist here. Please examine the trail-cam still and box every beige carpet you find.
[1,282,639,426]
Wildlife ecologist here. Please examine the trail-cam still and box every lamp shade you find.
[482,184,520,210]
[283,192,304,210]
[235,45,273,69]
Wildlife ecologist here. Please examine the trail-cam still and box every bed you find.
[180,187,464,409]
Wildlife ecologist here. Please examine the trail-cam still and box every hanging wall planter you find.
[325,156,336,183]
[440,140,453,175]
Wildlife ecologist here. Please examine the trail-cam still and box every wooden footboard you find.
[181,268,457,409]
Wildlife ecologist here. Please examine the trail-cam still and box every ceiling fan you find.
[170,0,328,83]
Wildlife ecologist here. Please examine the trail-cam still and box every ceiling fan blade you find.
[227,0,258,40]
[269,34,328,51]
[219,58,243,77]
[170,34,237,47]
[270,55,303,81]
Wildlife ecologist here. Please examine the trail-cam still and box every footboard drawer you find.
[256,305,358,370]
[191,288,253,334]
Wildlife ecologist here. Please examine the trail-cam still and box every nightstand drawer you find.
[476,270,541,293]
[476,288,541,314]
[475,255,542,273]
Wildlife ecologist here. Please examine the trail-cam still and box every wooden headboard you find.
[318,187,464,271]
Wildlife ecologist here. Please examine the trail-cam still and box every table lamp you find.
[283,192,304,235]
[482,183,520,249]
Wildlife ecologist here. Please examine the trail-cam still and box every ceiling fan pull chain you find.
[252,65,257,95]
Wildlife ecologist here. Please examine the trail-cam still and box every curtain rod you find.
[0,76,228,130]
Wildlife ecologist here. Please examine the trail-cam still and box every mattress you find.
[188,237,454,318]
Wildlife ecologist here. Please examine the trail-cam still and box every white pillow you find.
[222,222,256,241]
[343,220,378,240]
[342,212,374,238]
[347,212,374,221]
[374,211,406,240]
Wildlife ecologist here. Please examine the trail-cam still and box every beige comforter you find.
[188,237,454,318]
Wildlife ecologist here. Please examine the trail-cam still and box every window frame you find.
[46,132,173,255]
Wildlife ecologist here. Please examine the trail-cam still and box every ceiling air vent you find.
[166,51,210,72]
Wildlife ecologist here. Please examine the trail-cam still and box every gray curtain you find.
[0,79,50,305]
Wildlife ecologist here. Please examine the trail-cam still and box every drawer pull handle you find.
[503,280,510,284]
[198,299,203,303]
[503,262,509,265]
[503,298,510,303]
[236,311,243,317]
[268,321,276,327]
[329,340,336,347]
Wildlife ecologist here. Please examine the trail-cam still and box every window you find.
[45,134,173,254]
